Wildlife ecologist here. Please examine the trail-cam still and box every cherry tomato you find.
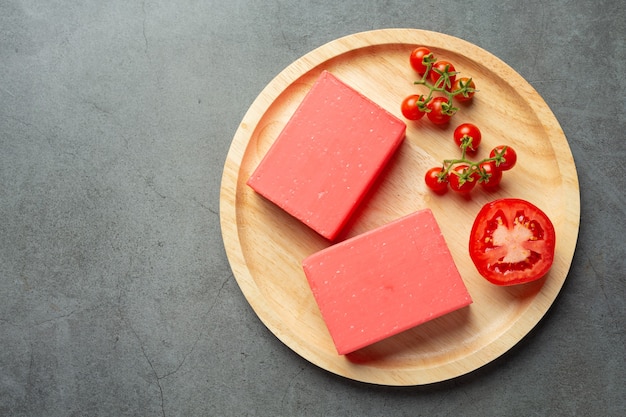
[478,161,502,190]
[429,60,456,89]
[409,47,433,76]
[453,123,482,153]
[400,94,426,120]
[452,77,476,102]
[489,146,518,171]
[424,166,448,194]
[426,96,453,125]
[469,198,556,285]
[448,164,477,193]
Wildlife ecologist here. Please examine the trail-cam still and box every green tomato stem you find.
[438,145,510,184]
[413,61,473,116]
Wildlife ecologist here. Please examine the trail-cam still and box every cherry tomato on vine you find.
[453,123,482,153]
[469,198,556,286]
[452,77,476,102]
[489,145,518,171]
[478,161,502,190]
[429,60,456,90]
[426,96,453,125]
[409,47,433,76]
[400,94,426,120]
[424,166,448,194]
[448,164,477,193]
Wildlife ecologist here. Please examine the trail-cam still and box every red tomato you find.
[469,198,556,286]
[409,47,433,75]
[453,123,482,153]
[452,77,476,102]
[424,166,448,194]
[448,164,477,193]
[429,60,456,89]
[478,161,502,190]
[400,94,426,120]
[426,96,453,125]
[489,145,517,171]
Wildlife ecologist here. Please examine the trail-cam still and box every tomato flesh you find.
[469,199,556,285]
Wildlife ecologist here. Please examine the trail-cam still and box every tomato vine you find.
[425,124,517,194]
[402,47,477,124]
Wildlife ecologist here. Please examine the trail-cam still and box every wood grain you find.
[219,29,580,385]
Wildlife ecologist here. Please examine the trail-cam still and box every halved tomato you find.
[469,198,556,286]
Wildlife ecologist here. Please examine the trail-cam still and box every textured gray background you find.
[1,0,624,416]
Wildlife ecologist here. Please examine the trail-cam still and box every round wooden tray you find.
[220,29,580,385]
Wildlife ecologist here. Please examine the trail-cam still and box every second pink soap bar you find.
[302,209,473,355]
[247,71,406,240]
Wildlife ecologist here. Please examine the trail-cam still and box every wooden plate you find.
[220,29,580,385]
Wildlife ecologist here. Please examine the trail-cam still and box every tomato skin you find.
[424,166,448,194]
[478,161,502,190]
[426,96,453,125]
[453,123,482,153]
[409,47,432,75]
[469,198,556,286]
[400,94,426,120]
[429,60,457,89]
[452,77,476,102]
[489,145,517,171]
[448,164,477,193]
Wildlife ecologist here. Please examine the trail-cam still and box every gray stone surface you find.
[1,0,624,416]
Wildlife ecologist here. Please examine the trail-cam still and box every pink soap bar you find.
[302,209,472,355]
[247,71,406,240]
